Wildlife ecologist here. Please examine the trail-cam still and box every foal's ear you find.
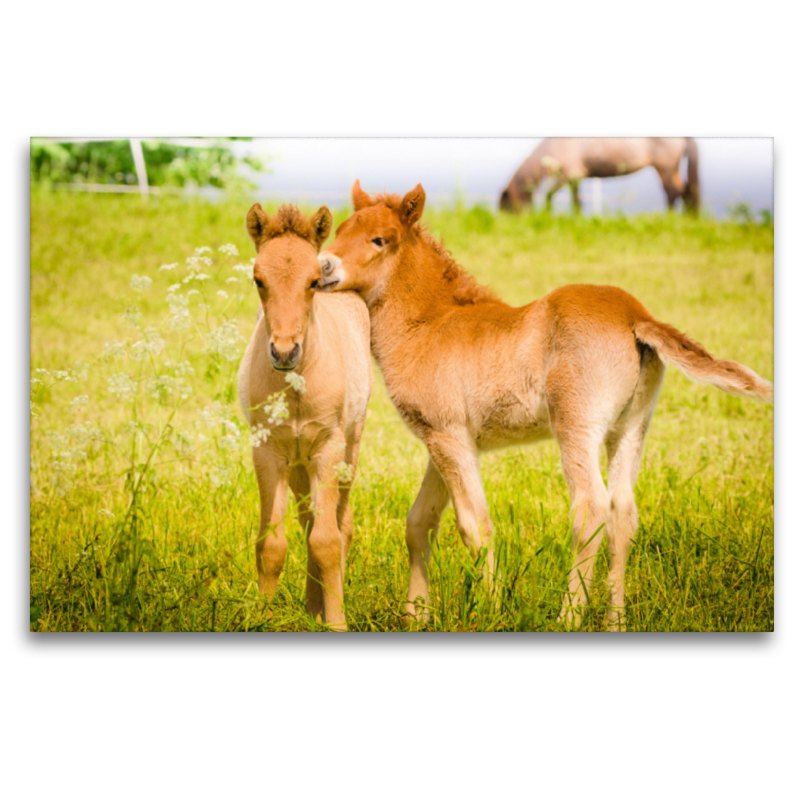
[246,203,270,248]
[400,184,426,226]
[309,206,333,251]
[352,179,372,211]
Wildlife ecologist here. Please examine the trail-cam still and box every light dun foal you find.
[318,181,772,630]
[238,204,371,630]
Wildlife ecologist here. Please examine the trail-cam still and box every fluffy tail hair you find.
[634,319,773,402]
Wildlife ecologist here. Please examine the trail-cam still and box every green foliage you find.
[29,191,773,631]
[30,138,265,191]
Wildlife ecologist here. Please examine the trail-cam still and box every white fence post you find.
[592,178,602,215]
[128,138,149,198]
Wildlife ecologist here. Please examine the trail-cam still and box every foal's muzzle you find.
[317,253,343,290]
[270,342,302,372]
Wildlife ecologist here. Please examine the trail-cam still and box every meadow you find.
[29,190,774,631]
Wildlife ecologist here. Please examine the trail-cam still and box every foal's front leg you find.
[253,446,290,596]
[307,435,348,631]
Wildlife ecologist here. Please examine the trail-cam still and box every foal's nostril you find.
[290,343,300,362]
[270,342,279,361]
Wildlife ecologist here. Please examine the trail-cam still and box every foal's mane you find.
[266,205,317,245]
[371,192,498,306]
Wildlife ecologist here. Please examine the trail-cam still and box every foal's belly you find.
[473,400,553,451]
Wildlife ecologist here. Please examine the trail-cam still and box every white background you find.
[6,3,794,799]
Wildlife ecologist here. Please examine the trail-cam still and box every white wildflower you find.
[225,277,239,284]
[186,256,213,273]
[98,508,115,519]
[108,372,136,402]
[194,247,213,255]
[263,393,289,426]
[206,321,245,362]
[199,303,211,312]
[53,370,74,382]
[209,465,234,489]
[30,377,43,386]
[131,274,153,292]
[159,263,179,271]
[30,401,39,418]
[103,341,127,358]
[70,395,89,411]
[130,328,166,361]
[232,263,254,277]
[219,244,239,256]
[35,368,50,375]
[334,461,355,483]
[250,423,270,448]
[216,290,229,299]
[186,289,200,297]
[73,361,90,381]
[167,283,181,293]
[123,306,142,328]
[285,372,307,393]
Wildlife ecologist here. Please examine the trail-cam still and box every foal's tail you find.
[684,137,700,213]
[634,319,773,402]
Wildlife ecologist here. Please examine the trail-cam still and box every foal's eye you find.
[254,278,265,290]
[309,279,319,290]
[371,237,387,247]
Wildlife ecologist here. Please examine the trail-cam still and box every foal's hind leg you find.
[604,353,664,630]
[404,459,450,625]
[555,430,609,629]
[426,429,495,586]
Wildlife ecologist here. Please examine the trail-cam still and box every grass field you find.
[29,190,774,631]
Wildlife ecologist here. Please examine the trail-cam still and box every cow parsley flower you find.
[250,423,270,448]
[334,462,354,483]
[285,372,306,393]
[219,244,239,256]
[70,395,89,411]
[108,372,136,401]
[216,290,229,299]
[159,263,179,271]
[206,321,245,362]
[194,247,213,255]
[225,277,239,284]
[131,274,153,292]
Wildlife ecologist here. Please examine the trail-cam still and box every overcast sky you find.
[232,138,772,217]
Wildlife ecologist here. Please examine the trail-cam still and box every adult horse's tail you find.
[684,137,700,213]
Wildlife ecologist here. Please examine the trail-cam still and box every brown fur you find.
[318,181,772,630]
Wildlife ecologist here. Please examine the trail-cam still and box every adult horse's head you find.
[246,203,332,372]
[317,180,425,304]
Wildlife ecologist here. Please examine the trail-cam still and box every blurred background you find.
[30,137,773,219]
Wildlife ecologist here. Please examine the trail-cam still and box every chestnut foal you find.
[238,204,372,630]
[318,181,772,630]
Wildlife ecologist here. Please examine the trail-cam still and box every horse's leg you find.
[425,429,494,590]
[307,432,348,631]
[404,459,450,625]
[253,447,290,596]
[604,353,664,631]
[290,465,321,620]
[658,168,685,211]
[545,176,566,212]
[554,425,609,630]
[336,421,365,584]
[569,178,582,214]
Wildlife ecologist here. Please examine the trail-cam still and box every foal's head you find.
[246,203,332,372]
[317,180,425,301]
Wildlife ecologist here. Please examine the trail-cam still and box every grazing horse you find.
[499,137,700,214]
[318,181,771,630]
[238,204,372,630]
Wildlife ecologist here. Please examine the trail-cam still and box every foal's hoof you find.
[401,599,430,631]
[557,606,583,631]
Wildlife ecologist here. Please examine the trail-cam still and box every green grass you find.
[29,190,774,631]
